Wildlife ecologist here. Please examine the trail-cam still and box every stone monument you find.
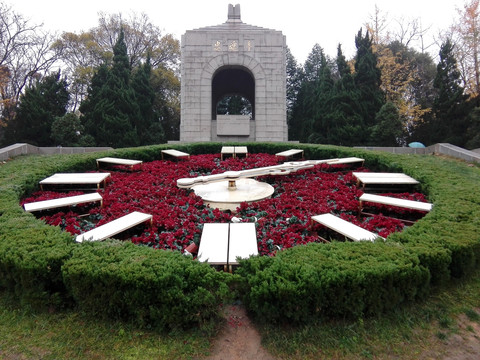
[180,4,288,142]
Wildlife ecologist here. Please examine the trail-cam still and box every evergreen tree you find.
[289,78,309,141]
[372,101,404,146]
[328,44,364,146]
[290,44,327,142]
[111,27,131,83]
[336,44,351,78]
[431,38,470,146]
[286,47,302,140]
[465,106,480,149]
[309,53,335,143]
[80,29,140,147]
[80,63,108,143]
[51,113,84,146]
[354,29,385,141]
[216,95,251,116]
[5,70,69,146]
[404,49,437,144]
[131,55,165,144]
[304,44,325,82]
[150,66,180,141]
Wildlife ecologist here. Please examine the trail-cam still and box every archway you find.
[211,66,255,120]
[180,3,287,142]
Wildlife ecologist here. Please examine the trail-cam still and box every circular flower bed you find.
[21,153,429,256]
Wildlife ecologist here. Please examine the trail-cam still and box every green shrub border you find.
[0,142,479,328]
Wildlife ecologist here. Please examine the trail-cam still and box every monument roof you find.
[190,22,275,33]
[187,4,281,34]
[190,22,277,31]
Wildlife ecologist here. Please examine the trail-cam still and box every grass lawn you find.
[0,292,211,360]
[259,269,480,359]
[1,269,480,359]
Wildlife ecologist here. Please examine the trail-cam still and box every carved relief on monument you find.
[245,40,254,52]
[213,40,222,51]
[228,40,239,51]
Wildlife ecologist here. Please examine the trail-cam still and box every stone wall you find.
[356,143,480,163]
[3,142,478,164]
[0,143,112,162]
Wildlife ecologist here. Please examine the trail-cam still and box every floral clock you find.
[21,153,429,256]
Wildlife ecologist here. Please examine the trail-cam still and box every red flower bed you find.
[21,153,430,256]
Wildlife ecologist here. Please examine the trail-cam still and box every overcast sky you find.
[8,0,468,63]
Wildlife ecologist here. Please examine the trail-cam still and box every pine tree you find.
[80,63,109,142]
[51,113,84,146]
[111,28,131,84]
[5,70,69,146]
[304,44,326,82]
[404,51,437,145]
[131,55,165,144]
[80,28,140,147]
[286,47,302,140]
[289,78,309,141]
[150,66,180,141]
[354,29,385,142]
[336,44,351,78]
[309,53,335,143]
[372,101,404,146]
[216,95,251,116]
[290,44,328,142]
[328,44,364,146]
[432,38,470,146]
[465,106,480,148]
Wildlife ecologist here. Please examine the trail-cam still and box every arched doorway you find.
[211,66,255,120]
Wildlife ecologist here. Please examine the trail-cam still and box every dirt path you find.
[203,306,480,360]
[420,313,480,360]
[202,305,276,360]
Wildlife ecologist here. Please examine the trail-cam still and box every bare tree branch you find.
[0,2,61,107]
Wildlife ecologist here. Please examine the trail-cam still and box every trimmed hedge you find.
[0,142,479,328]
[0,211,73,309]
[62,241,232,331]
[236,241,430,323]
